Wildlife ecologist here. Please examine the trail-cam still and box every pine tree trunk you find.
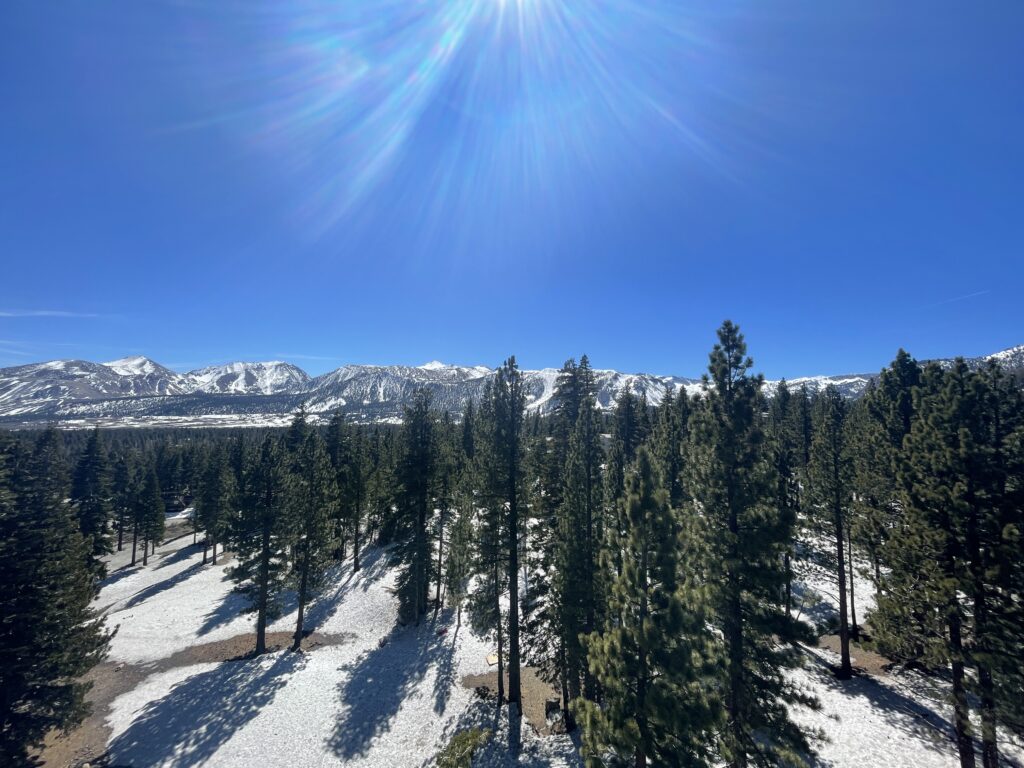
[784,550,793,615]
[131,519,138,566]
[435,505,445,614]
[353,497,361,573]
[726,498,747,768]
[847,525,858,640]
[978,663,999,768]
[583,447,597,701]
[211,537,217,565]
[635,539,649,768]
[497,590,505,706]
[872,550,882,603]
[971,562,999,768]
[293,543,310,652]
[508,452,522,717]
[834,487,852,679]
[948,610,977,768]
[256,523,271,655]
[117,509,125,551]
[558,640,576,731]
[203,538,209,565]
[142,536,149,566]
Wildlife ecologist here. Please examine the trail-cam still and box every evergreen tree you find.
[231,437,290,655]
[850,351,921,599]
[685,321,817,768]
[874,360,1024,768]
[808,385,855,677]
[288,431,338,651]
[491,356,527,717]
[0,430,109,766]
[470,379,508,704]
[110,452,133,553]
[137,467,164,567]
[553,378,604,710]
[194,445,236,565]
[70,427,112,583]
[651,385,690,509]
[768,381,800,615]
[577,448,718,768]
[444,500,474,630]
[396,389,436,624]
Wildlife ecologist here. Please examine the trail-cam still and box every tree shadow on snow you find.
[802,652,1024,767]
[154,541,204,570]
[107,652,305,767]
[197,578,251,636]
[327,612,456,760]
[197,547,393,638]
[791,581,837,629]
[431,608,460,715]
[124,562,205,609]
[99,564,141,590]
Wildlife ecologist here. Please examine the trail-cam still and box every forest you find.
[1,321,1022,768]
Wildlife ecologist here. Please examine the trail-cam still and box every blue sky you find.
[1,1,1021,378]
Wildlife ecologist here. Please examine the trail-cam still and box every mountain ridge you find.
[0,345,1020,428]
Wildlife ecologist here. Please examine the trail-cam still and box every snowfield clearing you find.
[73,534,1023,768]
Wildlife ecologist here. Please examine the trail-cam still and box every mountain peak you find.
[103,356,169,377]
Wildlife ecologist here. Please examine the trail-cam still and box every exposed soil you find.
[817,632,893,678]
[39,630,353,768]
[461,666,562,736]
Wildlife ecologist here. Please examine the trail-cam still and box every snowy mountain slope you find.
[187,361,311,395]
[0,344,1021,427]
[103,356,191,396]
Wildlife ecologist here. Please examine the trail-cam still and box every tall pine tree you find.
[0,430,109,766]
[577,448,718,768]
[685,321,817,768]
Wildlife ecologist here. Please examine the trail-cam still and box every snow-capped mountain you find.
[187,361,311,395]
[0,345,1020,428]
[102,356,191,396]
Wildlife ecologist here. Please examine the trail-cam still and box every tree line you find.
[1,321,1021,767]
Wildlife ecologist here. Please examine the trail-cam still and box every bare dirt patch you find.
[39,630,352,768]
[817,633,893,677]
[461,666,562,735]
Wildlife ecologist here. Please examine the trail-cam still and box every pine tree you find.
[808,385,855,677]
[470,379,508,704]
[491,357,527,717]
[288,431,338,651]
[576,448,718,768]
[137,467,164,567]
[70,427,113,584]
[110,452,133,552]
[651,385,690,509]
[768,381,800,615]
[396,389,436,624]
[685,321,817,768]
[194,445,236,565]
[553,377,604,710]
[231,436,290,655]
[874,360,1024,768]
[850,351,921,600]
[0,430,109,766]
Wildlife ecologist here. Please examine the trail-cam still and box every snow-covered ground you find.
[92,534,1023,767]
[97,536,581,767]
